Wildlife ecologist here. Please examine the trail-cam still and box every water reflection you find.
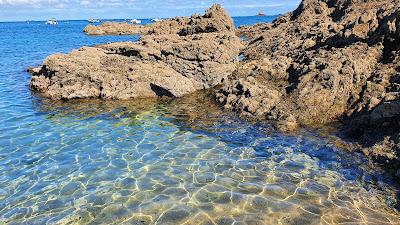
[0,92,399,224]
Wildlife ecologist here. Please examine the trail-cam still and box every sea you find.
[0,16,399,224]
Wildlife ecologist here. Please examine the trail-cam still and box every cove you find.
[0,18,399,224]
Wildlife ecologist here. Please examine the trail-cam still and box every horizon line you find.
[0,14,282,23]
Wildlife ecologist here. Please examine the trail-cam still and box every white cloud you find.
[0,0,301,21]
[0,0,38,5]
[0,0,137,8]
[0,0,297,9]
[80,0,89,6]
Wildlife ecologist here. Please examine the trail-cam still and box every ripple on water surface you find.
[0,93,399,225]
[0,19,399,225]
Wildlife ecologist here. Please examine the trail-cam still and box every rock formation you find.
[84,4,235,36]
[30,5,242,100]
[30,1,400,176]
[216,0,400,172]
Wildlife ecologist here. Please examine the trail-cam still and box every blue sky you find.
[0,0,301,22]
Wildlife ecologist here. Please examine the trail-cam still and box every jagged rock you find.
[218,0,400,123]
[30,32,242,100]
[84,4,234,36]
[30,0,400,176]
[217,75,283,118]
[276,115,299,132]
[31,4,241,100]
[217,0,400,169]
[27,66,41,75]
[83,22,151,36]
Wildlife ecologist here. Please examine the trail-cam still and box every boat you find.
[45,18,58,25]
[130,19,141,24]
[151,18,163,22]
[88,19,101,23]
[258,11,266,16]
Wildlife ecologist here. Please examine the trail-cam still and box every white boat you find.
[130,19,141,24]
[258,11,266,16]
[46,18,58,25]
[88,19,100,23]
[151,18,163,22]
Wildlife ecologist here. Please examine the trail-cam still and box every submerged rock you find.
[30,5,242,100]
[84,4,234,36]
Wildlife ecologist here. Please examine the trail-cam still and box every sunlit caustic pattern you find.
[0,19,399,225]
[0,94,399,225]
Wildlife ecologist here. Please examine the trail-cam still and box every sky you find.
[0,0,301,22]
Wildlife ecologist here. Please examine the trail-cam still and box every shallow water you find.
[0,18,399,225]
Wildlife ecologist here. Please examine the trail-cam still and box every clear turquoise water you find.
[0,18,399,225]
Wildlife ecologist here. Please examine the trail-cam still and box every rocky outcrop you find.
[83,22,151,36]
[84,4,234,36]
[30,5,241,100]
[216,0,400,173]
[30,32,241,100]
[31,0,400,175]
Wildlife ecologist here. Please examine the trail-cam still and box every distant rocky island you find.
[29,0,400,178]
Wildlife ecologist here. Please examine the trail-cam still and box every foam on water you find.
[0,18,399,225]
